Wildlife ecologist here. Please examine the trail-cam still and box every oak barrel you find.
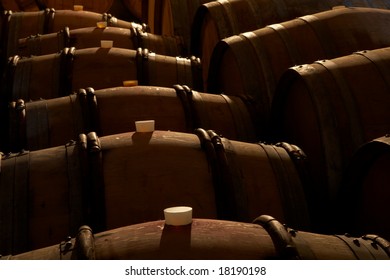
[207,7,390,137]
[5,219,278,259]
[16,25,185,57]
[339,135,390,241]
[270,47,390,230]
[4,216,390,259]
[253,215,390,260]
[192,0,390,89]
[2,47,202,103]
[6,85,258,151]
[0,130,311,254]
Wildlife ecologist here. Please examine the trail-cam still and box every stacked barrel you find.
[1,0,390,260]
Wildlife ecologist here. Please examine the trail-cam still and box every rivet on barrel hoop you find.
[87,132,101,153]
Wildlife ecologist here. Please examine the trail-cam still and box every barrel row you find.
[0,8,130,42]
[5,43,390,238]
[3,9,390,226]
[2,1,207,61]
[0,8,145,68]
[3,7,389,132]
[4,1,390,70]
[1,47,203,104]
[5,52,390,240]
[1,1,390,258]
[2,9,390,239]
[0,0,151,26]
[4,85,258,152]
[207,7,390,115]
[0,0,159,23]
[1,126,390,254]
[5,6,390,101]
[0,129,313,254]
[191,0,390,84]
[3,216,390,260]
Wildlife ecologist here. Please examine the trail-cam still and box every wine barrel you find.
[207,7,390,137]
[16,25,185,57]
[192,0,390,90]
[0,0,40,11]
[122,0,213,54]
[0,130,311,254]
[2,47,203,103]
[5,216,390,259]
[254,215,390,260]
[5,219,278,259]
[38,0,114,13]
[270,47,390,231]
[0,8,136,65]
[339,135,390,241]
[7,85,258,151]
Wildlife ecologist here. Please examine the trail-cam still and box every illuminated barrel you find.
[3,219,278,260]
[3,47,202,103]
[7,85,257,151]
[0,130,311,254]
[4,216,389,259]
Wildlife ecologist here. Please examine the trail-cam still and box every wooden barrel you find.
[4,216,390,259]
[6,85,258,151]
[338,135,390,241]
[270,47,390,231]
[122,0,213,54]
[38,0,114,13]
[0,0,41,11]
[16,26,185,57]
[192,0,390,90]
[2,47,203,103]
[0,8,136,65]
[5,219,278,259]
[0,130,311,254]
[207,7,390,137]
[254,215,390,260]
